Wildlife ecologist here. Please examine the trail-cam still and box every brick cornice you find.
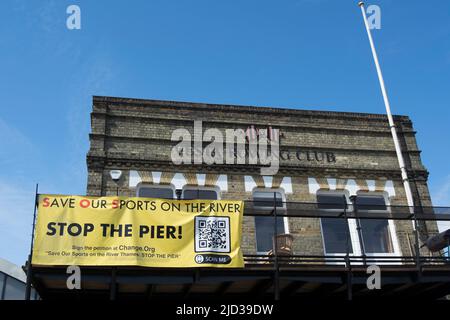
[92,95,412,123]
[86,154,429,180]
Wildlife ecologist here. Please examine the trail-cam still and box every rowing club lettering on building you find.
[172,124,337,166]
[280,149,336,163]
[245,125,336,164]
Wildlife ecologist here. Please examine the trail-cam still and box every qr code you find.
[195,216,231,253]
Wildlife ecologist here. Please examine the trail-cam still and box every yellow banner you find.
[32,195,244,268]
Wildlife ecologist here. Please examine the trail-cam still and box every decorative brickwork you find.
[87,96,436,257]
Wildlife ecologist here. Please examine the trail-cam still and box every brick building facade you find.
[86,96,437,259]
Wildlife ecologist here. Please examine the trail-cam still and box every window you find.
[0,273,4,300]
[355,195,387,211]
[317,193,353,254]
[3,276,25,300]
[253,190,287,253]
[317,193,347,210]
[356,195,394,254]
[253,190,284,208]
[137,185,175,199]
[255,217,285,253]
[182,188,219,200]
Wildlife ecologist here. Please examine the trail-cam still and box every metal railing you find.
[241,200,450,268]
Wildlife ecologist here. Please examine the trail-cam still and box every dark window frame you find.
[181,187,220,200]
[252,189,288,253]
[136,184,176,200]
[317,191,354,255]
[356,193,395,254]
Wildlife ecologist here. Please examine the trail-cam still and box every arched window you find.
[137,184,176,199]
[317,191,354,255]
[355,193,395,254]
[252,189,288,253]
[181,187,220,200]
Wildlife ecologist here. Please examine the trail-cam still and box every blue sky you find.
[0,0,449,265]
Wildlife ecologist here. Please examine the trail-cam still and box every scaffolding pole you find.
[25,183,39,300]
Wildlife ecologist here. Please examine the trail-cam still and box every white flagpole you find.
[358,1,415,210]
